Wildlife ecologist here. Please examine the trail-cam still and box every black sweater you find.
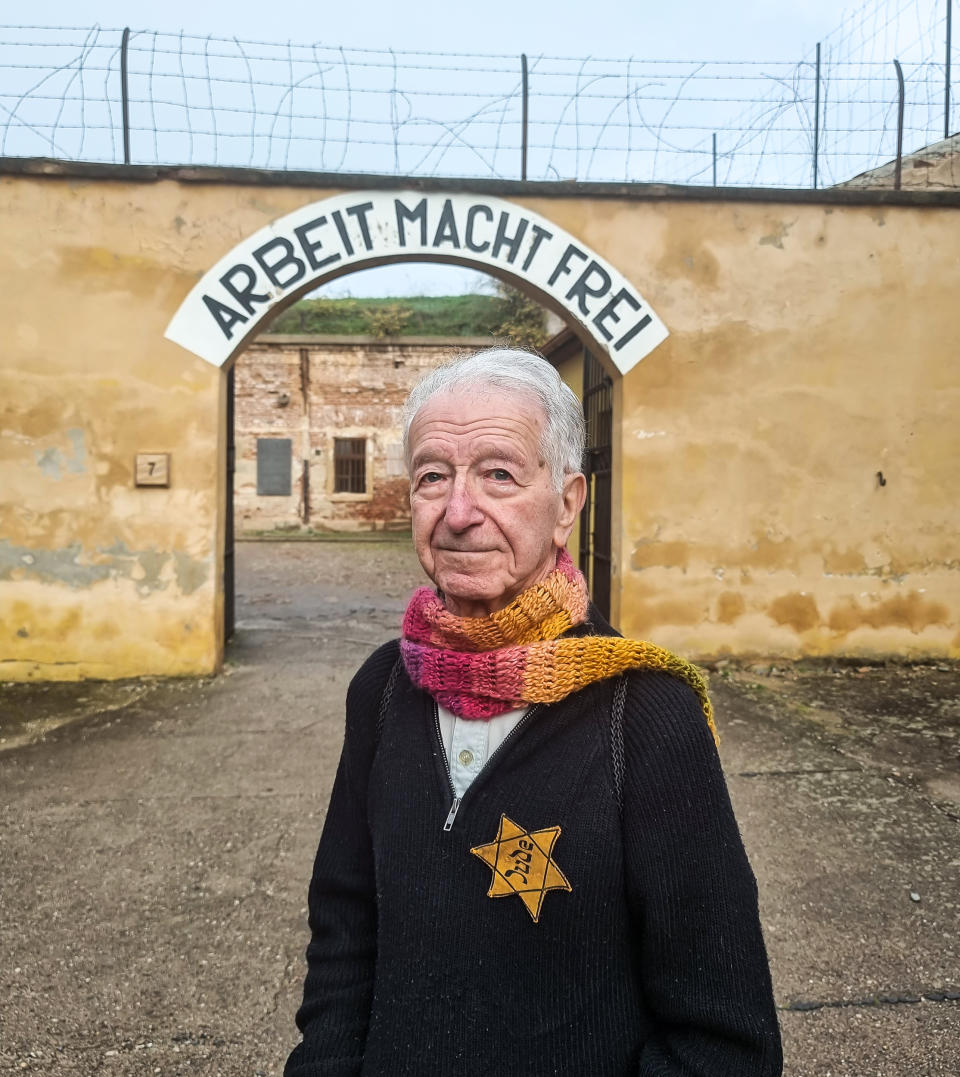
[286,619,782,1076]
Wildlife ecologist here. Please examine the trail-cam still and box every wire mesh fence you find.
[0,11,956,188]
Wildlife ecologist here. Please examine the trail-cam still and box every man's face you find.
[407,387,585,618]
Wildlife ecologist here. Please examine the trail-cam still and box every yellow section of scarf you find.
[402,549,717,741]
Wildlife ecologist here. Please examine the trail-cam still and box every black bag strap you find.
[611,673,628,815]
[375,656,404,740]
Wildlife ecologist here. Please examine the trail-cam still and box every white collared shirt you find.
[437,704,527,798]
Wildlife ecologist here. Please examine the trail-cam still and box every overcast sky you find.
[26,0,849,62]
[10,0,948,295]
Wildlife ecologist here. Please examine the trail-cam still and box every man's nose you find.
[443,476,484,531]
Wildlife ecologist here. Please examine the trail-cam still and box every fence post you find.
[946,0,953,140]
[520,53,529,181]
[813,41,821,189]
[712,132,717,186]
[121,27,131,165]
[894,58,905,190]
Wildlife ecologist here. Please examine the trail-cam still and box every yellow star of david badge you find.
[470,814,571,923]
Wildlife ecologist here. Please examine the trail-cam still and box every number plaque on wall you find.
[135,453,170,487]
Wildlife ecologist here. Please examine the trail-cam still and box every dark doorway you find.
[579,349,613,621]
[224,367,236,641]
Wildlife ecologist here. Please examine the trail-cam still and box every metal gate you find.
[578,350,613,621]
[224,367,236,641]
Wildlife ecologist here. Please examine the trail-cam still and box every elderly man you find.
[285,348,782,1076]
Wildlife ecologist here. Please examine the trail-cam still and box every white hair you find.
[402,347,586,490]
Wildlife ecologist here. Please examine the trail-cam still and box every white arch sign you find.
[165,190,667,374]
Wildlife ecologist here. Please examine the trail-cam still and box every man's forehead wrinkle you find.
[409,415,541,464]
[411,436,536,472]
[411,413,541,439]
[412,431,533,454]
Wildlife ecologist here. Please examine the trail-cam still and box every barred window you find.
[334,438,367,493]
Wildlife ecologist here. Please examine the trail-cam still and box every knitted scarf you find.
[401,549,717,741]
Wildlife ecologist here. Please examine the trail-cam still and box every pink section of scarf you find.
[400,548,589,719]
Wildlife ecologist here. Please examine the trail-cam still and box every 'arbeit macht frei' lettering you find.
[200,196,652,353]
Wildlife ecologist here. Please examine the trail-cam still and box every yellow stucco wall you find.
[609,200,959,658]
[1,171,957,678]
[0,176,233,678]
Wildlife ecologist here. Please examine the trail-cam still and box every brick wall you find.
[233,335,492,533]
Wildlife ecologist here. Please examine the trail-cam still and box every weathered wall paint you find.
[1,176,226,679]
[1,172,958,678]
[614,199,960,659]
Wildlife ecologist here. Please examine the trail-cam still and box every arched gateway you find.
[165,191,667,372]
[165,190,667,642]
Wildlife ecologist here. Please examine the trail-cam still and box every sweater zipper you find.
[436,702,542,832]
[434,703,461,831]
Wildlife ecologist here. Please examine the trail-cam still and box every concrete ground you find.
[1,540,958,1076]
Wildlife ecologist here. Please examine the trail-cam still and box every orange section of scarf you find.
[401,549,717,742]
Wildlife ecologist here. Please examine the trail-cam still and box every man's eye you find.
[490,468,512,481]
[420,472,443,484]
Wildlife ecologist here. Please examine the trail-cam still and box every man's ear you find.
[553,472,587,548]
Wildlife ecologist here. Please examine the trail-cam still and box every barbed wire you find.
[705,0,954,187]
[0,7,956,187]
